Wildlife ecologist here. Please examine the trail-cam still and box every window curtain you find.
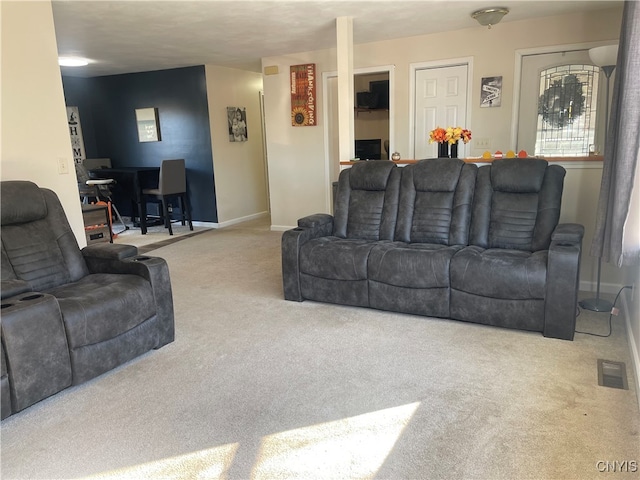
[591,0,640,267]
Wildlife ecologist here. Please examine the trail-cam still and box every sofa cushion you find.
[368,242,460,288]
[450,246,547,300]
[333,161,401,241]
[1,187,89,291]
[491,158,547,193]
[395,159,477,245]
[300,237,378,281]
[47,273,156,349]
[469,159,565,251]
[0,181,47,226]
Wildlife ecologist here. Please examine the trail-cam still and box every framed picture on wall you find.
[227,107,248,142]
[135,107,161,142]
[480,76,502,108]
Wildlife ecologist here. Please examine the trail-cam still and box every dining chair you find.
[141,159,193,235]
[75,161,128,234]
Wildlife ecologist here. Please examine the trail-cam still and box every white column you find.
[336,17,354,161]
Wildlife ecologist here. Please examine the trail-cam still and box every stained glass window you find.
[535,64,599,156]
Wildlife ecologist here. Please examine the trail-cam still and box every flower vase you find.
[438,142,449,158]
[450,141,459,159]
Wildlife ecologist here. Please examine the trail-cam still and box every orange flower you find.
[429,127,448,143]
[430,126,472,144]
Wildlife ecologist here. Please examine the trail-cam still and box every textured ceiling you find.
[53,0,621,77]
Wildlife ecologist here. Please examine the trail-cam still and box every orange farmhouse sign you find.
[290,64,316,126]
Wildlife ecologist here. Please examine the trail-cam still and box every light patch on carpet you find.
[83,442,239,479]
[251,401,421,479]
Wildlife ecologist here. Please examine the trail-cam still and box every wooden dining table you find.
[89,166,160,234]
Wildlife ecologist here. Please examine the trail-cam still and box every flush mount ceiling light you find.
[58,56,89,67]
[471,7,509,28]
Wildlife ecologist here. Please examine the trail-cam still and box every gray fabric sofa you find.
[1,181,175,419]
[282,158,584,341]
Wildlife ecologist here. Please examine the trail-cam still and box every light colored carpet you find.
[111,217,211,251]
[1,218,638,480]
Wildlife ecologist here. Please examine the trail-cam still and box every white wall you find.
[262,50,337,230]
[262,7,625,277]
[263,7,622,230]
[205,65,268,225]
[1,1,85,245]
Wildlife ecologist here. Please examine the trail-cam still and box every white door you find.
[414,64,468,159]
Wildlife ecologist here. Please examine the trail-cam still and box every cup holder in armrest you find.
[293,228,304,231]
[20,294,44,301]
[133,256,152,262]
[1,303,14,309]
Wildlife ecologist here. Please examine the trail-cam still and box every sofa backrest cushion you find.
[1,181,88,291]
[333,161,401,241]
[395,159,478,245]
[0,181,48,225]
[469,159,565,251]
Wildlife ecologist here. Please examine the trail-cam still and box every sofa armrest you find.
[543,226,584,340]
[551,223,584,245]
[82,243,138,260]
[281,214,334,301]
[1,279,31,300]
[82,253,175,347]
[298,213,333,229]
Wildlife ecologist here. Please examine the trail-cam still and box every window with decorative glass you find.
[535,64,600,156]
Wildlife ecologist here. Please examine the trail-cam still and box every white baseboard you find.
[621,292,640,412]
[271,225,296,232]
[216,211,269,229]
[192,221,219,229]
[579,280,624,296]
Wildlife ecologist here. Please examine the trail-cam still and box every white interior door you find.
[414,64,468,159]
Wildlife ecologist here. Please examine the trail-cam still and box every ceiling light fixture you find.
[58,56,89,67]
[471,7,509,29]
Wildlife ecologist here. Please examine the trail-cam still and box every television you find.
[355,139,382,160]
[369,80,389,109]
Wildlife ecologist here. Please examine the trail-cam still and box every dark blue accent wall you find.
[62,66,217,222]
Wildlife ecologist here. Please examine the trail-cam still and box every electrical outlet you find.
[57,157,69,175]
[474,138,491,149]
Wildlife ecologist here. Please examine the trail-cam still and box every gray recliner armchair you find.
[1,181,175,419]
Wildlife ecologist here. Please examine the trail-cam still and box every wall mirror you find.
[135,107,161,142]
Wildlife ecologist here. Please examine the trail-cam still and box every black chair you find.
[142,159,193,235]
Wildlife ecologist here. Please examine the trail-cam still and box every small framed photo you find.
[227,107,248,142]
[135,107,161,142]
[480,76,502,108]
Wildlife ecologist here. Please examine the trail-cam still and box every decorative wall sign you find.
[67,106,86,164]
[480,76,502,108]
[227,107,248,142]
[135,107,161,142]
[290,63,316,126]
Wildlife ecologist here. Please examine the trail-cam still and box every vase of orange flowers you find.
[429,126,472,158]
[429,127,449,157]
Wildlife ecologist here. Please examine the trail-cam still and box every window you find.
[535,64,599,156]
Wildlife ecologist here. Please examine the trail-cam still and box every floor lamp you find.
[579,44,618,312]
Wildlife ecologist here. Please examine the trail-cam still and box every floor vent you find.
[597,359,628,390]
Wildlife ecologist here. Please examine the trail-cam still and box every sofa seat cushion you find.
[450,246,547,300]
[300,237,380,281]
[46,273,156,349]
[368,242,461,288]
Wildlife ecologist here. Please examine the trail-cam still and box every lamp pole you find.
[579,63,615,312]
